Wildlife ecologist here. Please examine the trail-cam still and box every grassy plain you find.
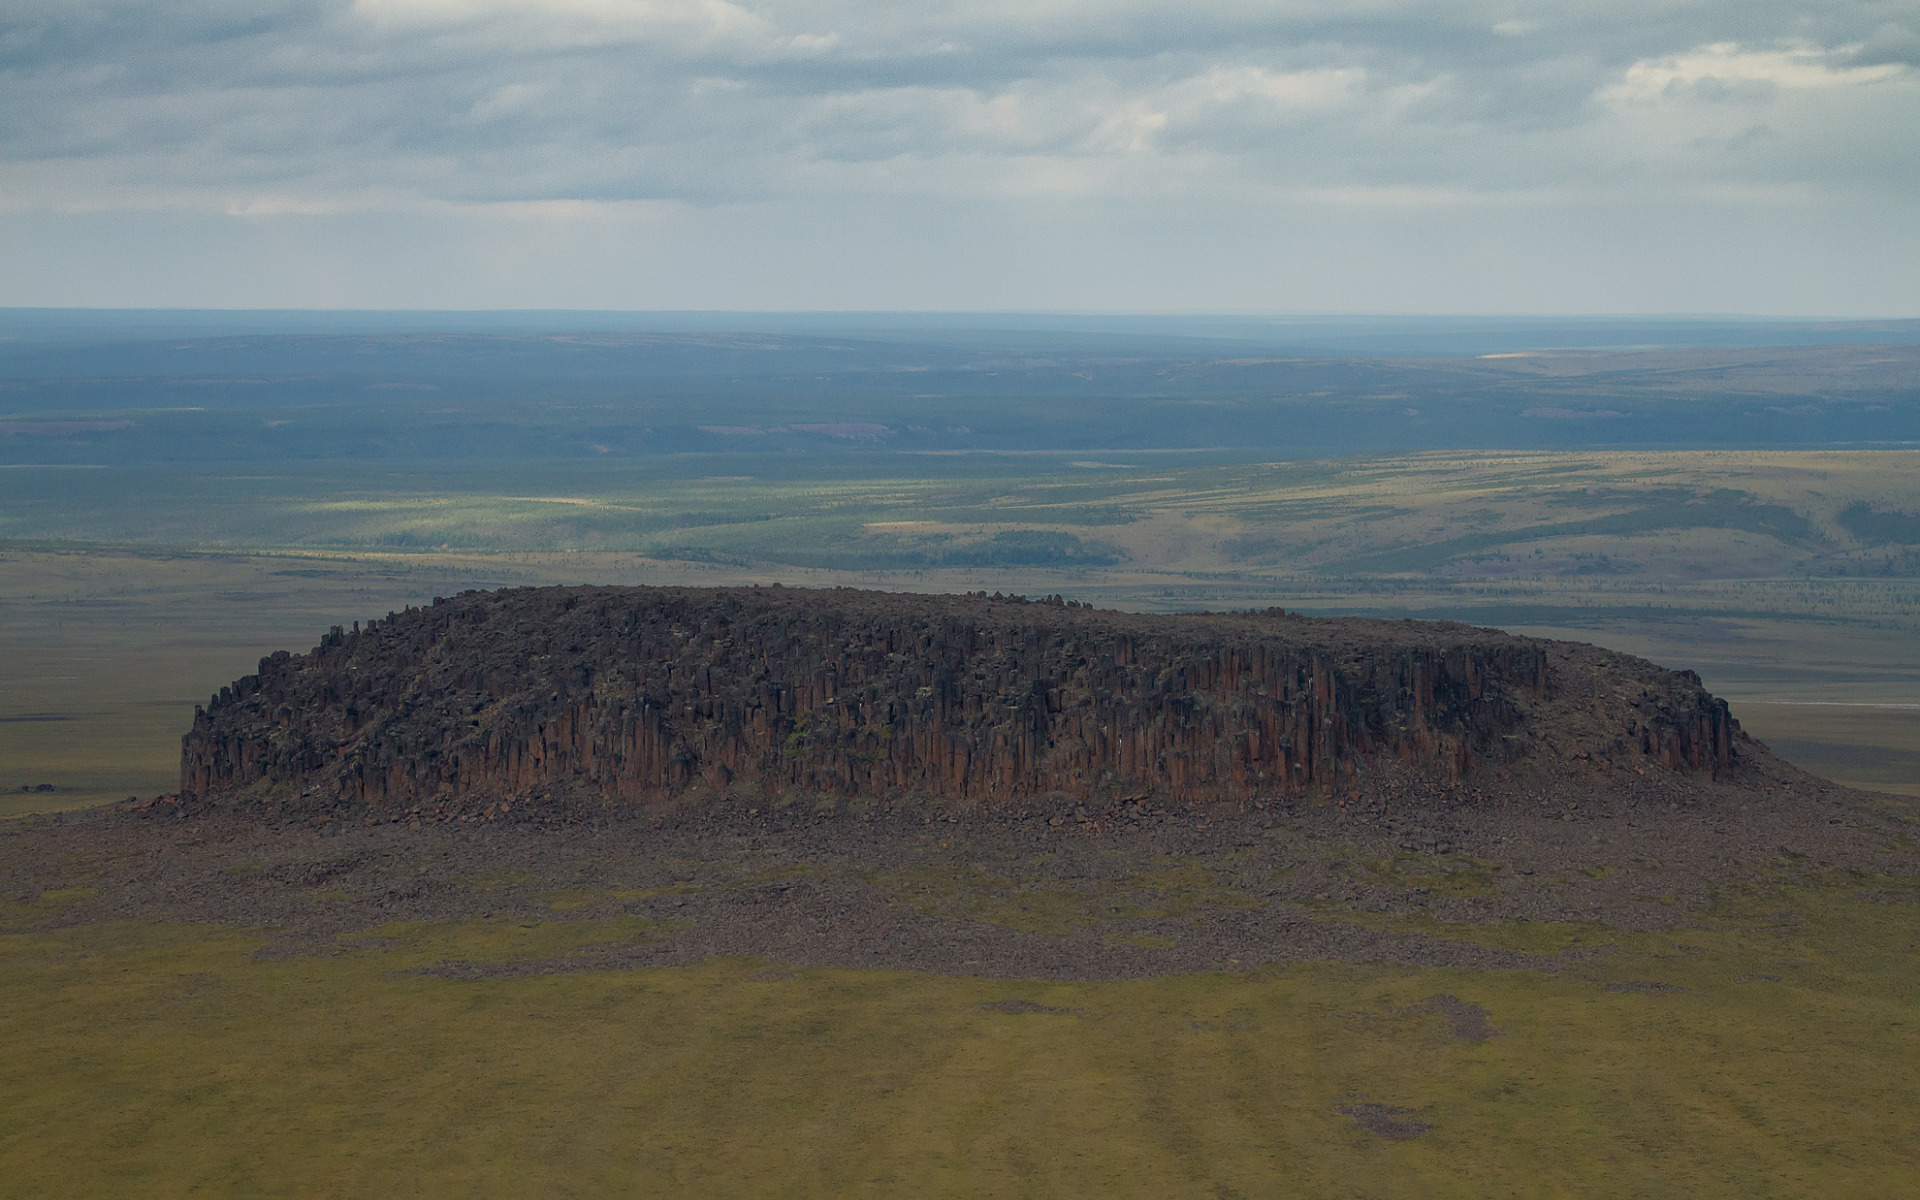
[2,868,1916,1197]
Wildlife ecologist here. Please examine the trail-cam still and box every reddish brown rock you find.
[180,585,1746,818]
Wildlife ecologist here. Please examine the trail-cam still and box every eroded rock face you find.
[180,586,1742,816]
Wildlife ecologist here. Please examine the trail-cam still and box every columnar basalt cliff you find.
[181,586,1745,817]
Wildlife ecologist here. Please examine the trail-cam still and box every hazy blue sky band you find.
[1,1,1915,311]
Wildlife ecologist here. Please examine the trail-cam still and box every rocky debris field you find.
[6,772,1913,982]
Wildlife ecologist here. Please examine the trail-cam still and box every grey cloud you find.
[1854,22,1920,65]
[0,0,1913,213]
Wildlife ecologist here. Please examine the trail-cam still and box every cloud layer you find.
[1,1,1915,310]
[4,0,1913,211]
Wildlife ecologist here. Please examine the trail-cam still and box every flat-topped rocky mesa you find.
[181,586,1748,819]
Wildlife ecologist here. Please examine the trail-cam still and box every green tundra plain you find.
[3,833,1917,1196]
[4,445,1919,1195]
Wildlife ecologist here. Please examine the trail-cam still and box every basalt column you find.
[181,585,1744,815]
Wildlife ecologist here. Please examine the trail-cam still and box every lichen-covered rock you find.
[180,586,1743,816]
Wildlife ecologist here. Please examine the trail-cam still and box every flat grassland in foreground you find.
[2,861,1915,1196]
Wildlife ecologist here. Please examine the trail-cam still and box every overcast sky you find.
[2,0,1916,313]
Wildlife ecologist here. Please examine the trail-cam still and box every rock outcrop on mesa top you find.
[180,585,1749,817]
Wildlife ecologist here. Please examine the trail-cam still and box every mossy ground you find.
[3,872,1914,1197]
[869,858,1268,938]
